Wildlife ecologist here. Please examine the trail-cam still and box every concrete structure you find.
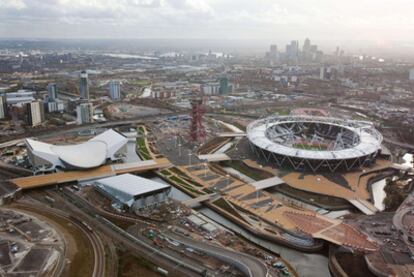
[197,153,231,162]
[247,115,383,172]
[94,173,171,210]
[26,101,45,127]
[0,93,7,119]
[11,158,172,189]
[25,129,127,173]
[47,83,57,101]
[79,70,89,99]
[76,102,93,124]
[250,176,285,190]
[109,80,121,100]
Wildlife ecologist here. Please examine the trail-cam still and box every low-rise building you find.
[94,173,171,211]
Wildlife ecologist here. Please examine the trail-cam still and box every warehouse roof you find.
[95,173,170,206]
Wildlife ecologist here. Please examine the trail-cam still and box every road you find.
[56,188,209,277]
[166,232,270,277]
[383,137,414,151]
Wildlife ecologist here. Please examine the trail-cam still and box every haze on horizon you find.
[1,0,414,51]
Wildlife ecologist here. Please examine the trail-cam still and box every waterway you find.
[103,53,159,60]
[150,176,331,277]
[125,140,141,163]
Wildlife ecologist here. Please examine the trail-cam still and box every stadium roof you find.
[95,173,171,207]
[247,116,382,161]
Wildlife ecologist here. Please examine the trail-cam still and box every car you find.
[272,262,286,269]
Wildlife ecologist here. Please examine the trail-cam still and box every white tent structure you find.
[26,129,128,173]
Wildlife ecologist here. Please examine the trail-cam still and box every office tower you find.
[79,70,89,99]
[286,40,299,61]
[26,101,45,127]
[0,93,7,119]
[76,102,94,125]
[47,83,57,101]
[109,81,121,100]
[410,68,414,81]
[219,77,229,95]
[303,38,311,52]
[270,44,278,54]
[320,67,326,80]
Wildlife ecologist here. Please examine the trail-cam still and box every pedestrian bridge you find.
[11,158,172,189]
[182,193,221,208]
[217,132,246,138]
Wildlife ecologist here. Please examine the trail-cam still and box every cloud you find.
[0,0,413,42]
[0,0,27,10]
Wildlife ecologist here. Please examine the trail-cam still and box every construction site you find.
[0,99,413,277]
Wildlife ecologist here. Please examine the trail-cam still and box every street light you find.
[188,151,193,166]
[204,161,208,177]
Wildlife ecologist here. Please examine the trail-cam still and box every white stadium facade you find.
[26,129,128,173]
[247,115,383,172]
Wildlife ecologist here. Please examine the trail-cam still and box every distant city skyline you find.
[0,0,413,47]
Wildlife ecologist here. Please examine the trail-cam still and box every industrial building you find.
[94,173,171,211]
[25,129,128,173]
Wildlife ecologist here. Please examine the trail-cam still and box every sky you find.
[0,0,414,46]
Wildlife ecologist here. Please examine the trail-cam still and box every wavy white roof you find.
[26,129,127,171]
[51,141,107,169]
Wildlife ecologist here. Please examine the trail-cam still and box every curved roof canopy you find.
[51,141,108,169]
[26,129,127,171]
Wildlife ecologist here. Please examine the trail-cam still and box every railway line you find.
[12,202,106,277]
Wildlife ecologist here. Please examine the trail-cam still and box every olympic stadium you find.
[247,116,383,172]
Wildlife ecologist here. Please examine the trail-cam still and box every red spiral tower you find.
[189,98,206,143]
